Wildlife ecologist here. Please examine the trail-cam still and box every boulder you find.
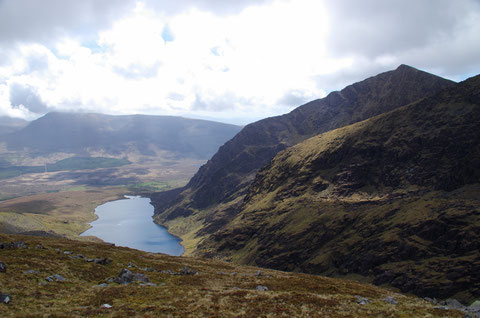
[355,296,371,305]
[94,258,112,265]
[180,266,197,275]
[46,274,66,282]
[0,293,11,304]
[383,296,398,305]
[115,269,133,284]
[256,285,269,291]
[0,262,6,273]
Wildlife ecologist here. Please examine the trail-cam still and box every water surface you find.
[81,195,184,256]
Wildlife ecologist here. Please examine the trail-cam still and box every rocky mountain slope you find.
[1,112,242,159]
[197,74,480,303]
[152,65,454,255]
[0,233,468,317]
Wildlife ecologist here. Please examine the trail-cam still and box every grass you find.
[0,233,463,317]
[0,187,127,240]
[0,157,131,180]
[128,180,188,193]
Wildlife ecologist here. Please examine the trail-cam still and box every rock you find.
[127,262,136,268]
[383,296,398,305]
[34,244,45,249]
[24,270,39,274]
[140,282,157,287]
[101,303,112,309]
[46,274,66,282]
[355,296,371,305]
[424,297,438,304]
[180,266,197,275]
[469,300,480,310]
[13,241,26,249]
[0,262,6,273]
[63,251,72,255]
[85,258,94,262]
[256,285,268,291]
[93,283,109,288]
[115,269,133,284]
[0,241,26,249]
[0,293,11,304]
[445,298,465,310]
[94,258,112,265]
[106,277,115,283]
[255,270,262,277]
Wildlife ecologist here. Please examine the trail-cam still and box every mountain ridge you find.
[196,73,480,302]
[152,65,456,254]
[1,112,242,160]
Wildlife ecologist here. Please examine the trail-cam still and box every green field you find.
[0,157,130,180]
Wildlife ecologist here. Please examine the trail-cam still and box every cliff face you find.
[153,65,455,243]
[198,74,480,303]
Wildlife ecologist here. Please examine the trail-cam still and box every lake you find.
[81,195,184,256]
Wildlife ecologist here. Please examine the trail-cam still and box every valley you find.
[1,66,479,316]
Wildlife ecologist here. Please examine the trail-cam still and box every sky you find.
[0,0,479,125]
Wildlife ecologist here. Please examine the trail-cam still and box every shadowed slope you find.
[199,74,480,303]
[152,65,455,252]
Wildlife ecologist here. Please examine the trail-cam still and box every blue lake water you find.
[81,195,184,256]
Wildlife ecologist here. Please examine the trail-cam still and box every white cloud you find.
[0,0,479,123]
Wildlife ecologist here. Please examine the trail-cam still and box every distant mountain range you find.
[0,113,242,160]
[0,116,28,136]
[152,65,480,303]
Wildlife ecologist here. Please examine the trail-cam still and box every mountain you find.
[1,112,242,159]
[0,233,466,317]
[194,74,480,303]
[152,65,455,255]
[0,116,28,136]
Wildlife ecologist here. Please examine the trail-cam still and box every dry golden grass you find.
[0,234,463,317]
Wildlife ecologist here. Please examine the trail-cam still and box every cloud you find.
[324,0,480,79]
[0,0,479,124]
[0,0,136,45]
[9,83,50,114]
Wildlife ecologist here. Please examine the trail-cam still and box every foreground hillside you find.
[0,234,465,317]
[197,74,480,303]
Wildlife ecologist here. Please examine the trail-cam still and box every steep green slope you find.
[198,74,480,303]
[152,65,455,252]
[0,233,464,317]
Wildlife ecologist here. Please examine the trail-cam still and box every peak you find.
[395,64,417,71]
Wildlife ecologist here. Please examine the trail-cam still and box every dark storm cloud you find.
[324,0,475,57]
[0,0,135,44]
[143,0,272,15]
[9,83,50,114]
[0,0,271,45]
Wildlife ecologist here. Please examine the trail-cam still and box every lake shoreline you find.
[81,195,184,256]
